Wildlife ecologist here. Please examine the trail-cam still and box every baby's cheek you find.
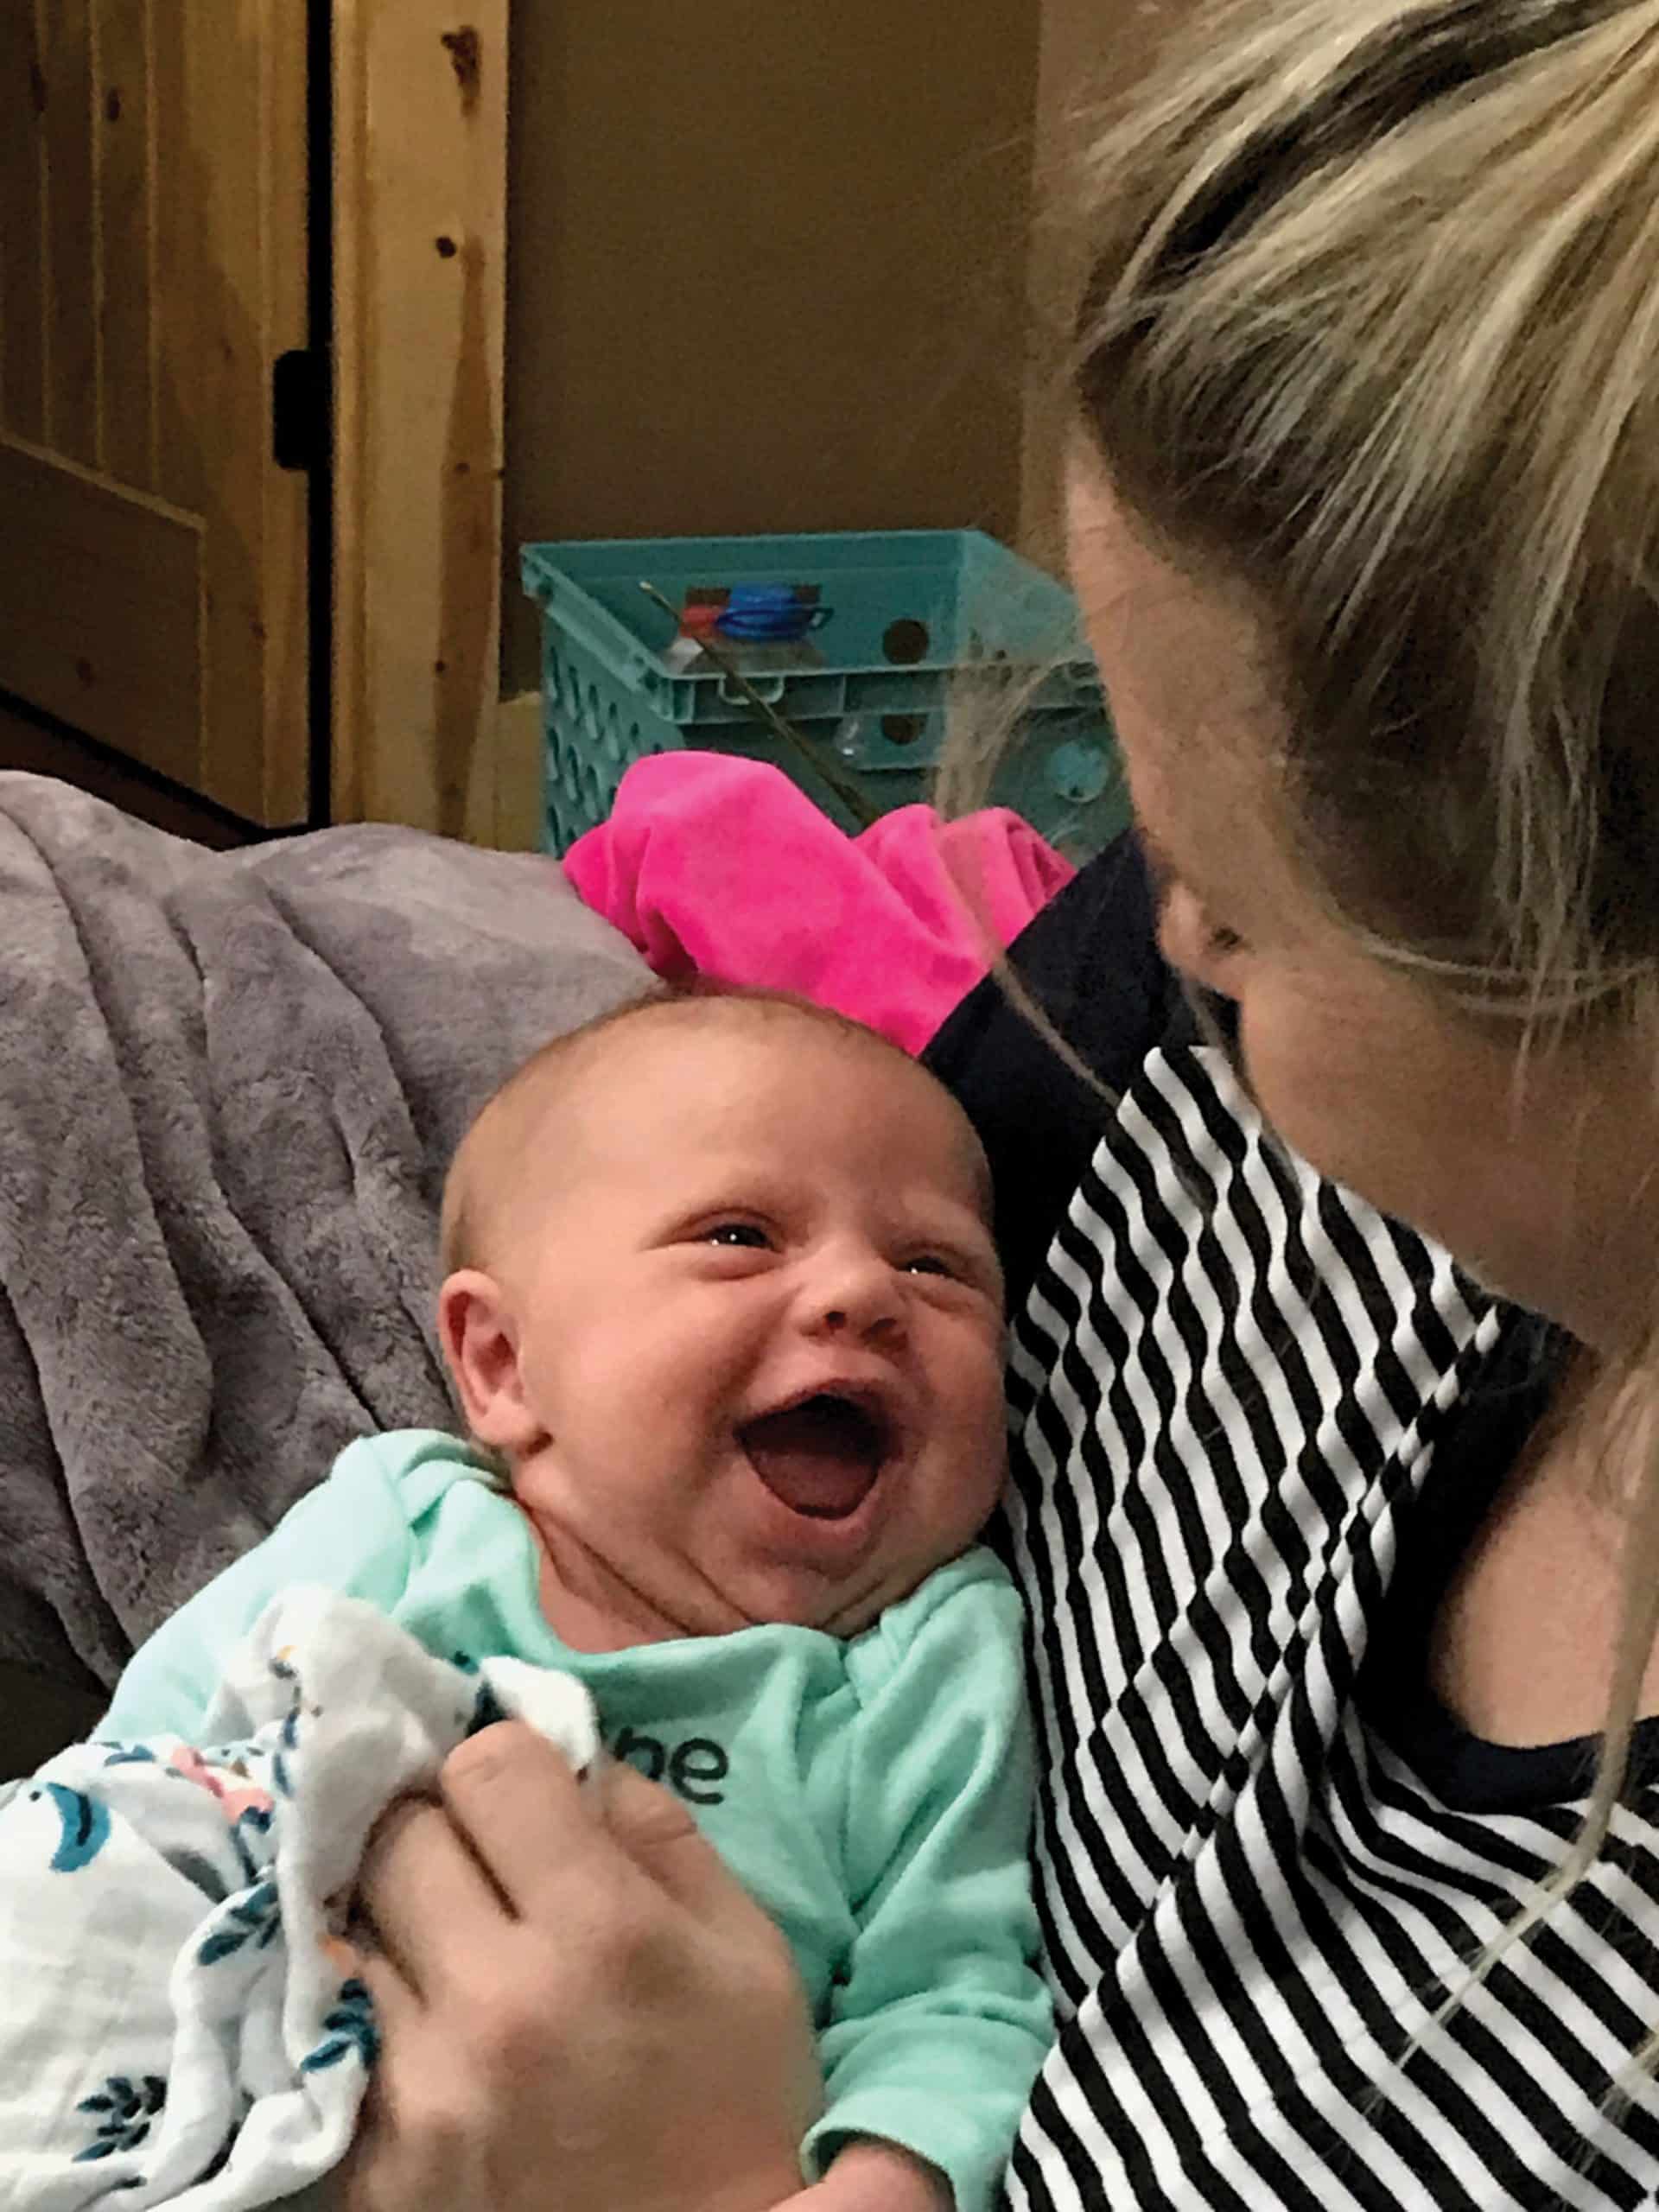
[964,1402,1013,1518]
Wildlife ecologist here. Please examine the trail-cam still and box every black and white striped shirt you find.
[926,840,1659,2211]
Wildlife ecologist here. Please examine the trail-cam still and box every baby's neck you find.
[512,1496,696,1653]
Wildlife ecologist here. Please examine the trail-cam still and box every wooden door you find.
[0,0,310,826]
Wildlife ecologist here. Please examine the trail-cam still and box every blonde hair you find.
[999,0,1659,2064]
[1072,0,1659,1011]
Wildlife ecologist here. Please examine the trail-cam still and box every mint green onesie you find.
[100,1431,1052,2212]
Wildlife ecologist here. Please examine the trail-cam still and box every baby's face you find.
[491,1018,1007,1638]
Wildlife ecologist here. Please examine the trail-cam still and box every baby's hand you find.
[782,2139,952,2212]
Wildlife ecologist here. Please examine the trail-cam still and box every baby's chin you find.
[744,1551,958,1640]
[526,1490,957,1644]
[677,1552,896,1642]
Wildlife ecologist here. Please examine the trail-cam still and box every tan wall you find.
[500,3,1042,692]
[1020,0,1186,569]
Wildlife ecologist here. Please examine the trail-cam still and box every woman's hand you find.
[336,1722,821,2212]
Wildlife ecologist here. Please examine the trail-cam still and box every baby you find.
[83,991,1052,2212]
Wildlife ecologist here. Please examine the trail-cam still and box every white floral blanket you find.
[0,1588,598,2208]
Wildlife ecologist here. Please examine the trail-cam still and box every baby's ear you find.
[437,1270,545,1453]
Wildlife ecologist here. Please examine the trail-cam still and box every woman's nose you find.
[1157,880,1230,994]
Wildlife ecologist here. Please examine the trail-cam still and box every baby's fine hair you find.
[439,987,989,1278]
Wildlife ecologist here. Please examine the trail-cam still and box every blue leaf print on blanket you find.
[32,1783,112,1872]
[198,1879,282,1966]
[74,2073,166,2163]
[301,1980,379,2075]
[452,1649,509,1732]
[227,1802,275,1890]
[162,1848,234,1905]
[472,1677,509,1732]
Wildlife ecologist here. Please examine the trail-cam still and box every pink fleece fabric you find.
[563,752,1075,1054]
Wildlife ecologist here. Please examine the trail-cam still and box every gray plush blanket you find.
[0,774,651,1694]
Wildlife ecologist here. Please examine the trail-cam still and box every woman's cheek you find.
[1235,988,1367,1188]
[1240,993,1446,1238]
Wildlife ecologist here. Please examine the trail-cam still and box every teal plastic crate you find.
[520,530,1128,857]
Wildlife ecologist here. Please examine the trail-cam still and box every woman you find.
[340,1,1659,2204]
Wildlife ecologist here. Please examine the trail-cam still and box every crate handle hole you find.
[882,618,931,666]
[881,715,926,748]
[720,672,786,708]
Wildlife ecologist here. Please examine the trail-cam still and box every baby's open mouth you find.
[738,1394,890,1520]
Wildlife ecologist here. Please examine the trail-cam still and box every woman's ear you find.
[438,1269,546,1454]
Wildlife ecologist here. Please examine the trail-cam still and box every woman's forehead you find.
[1066,467,1317,930]
[1065,465,1279,702]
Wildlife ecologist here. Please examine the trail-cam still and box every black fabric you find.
[924,831,1188,1308]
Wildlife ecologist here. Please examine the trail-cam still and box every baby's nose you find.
[802,1244,904,1343]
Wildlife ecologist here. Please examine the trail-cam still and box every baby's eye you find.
[702,1222,772,1250]
[903,1248,1004,1304]
[1204,923,1247,958]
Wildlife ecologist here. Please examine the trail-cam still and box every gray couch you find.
[0,775,652,1777]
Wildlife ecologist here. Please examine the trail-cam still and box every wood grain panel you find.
[333,0,509,836]
[182,0,307,823]
[148,0,197,512]
[0,0,48,440]
[0,433,203,783]
[94,0,153,490]
[39,0,98,466]
[185,0,265,818]
[4,0,519,833]
[250,0,310,825]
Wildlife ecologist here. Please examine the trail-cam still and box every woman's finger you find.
[356,1789,511,2001]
